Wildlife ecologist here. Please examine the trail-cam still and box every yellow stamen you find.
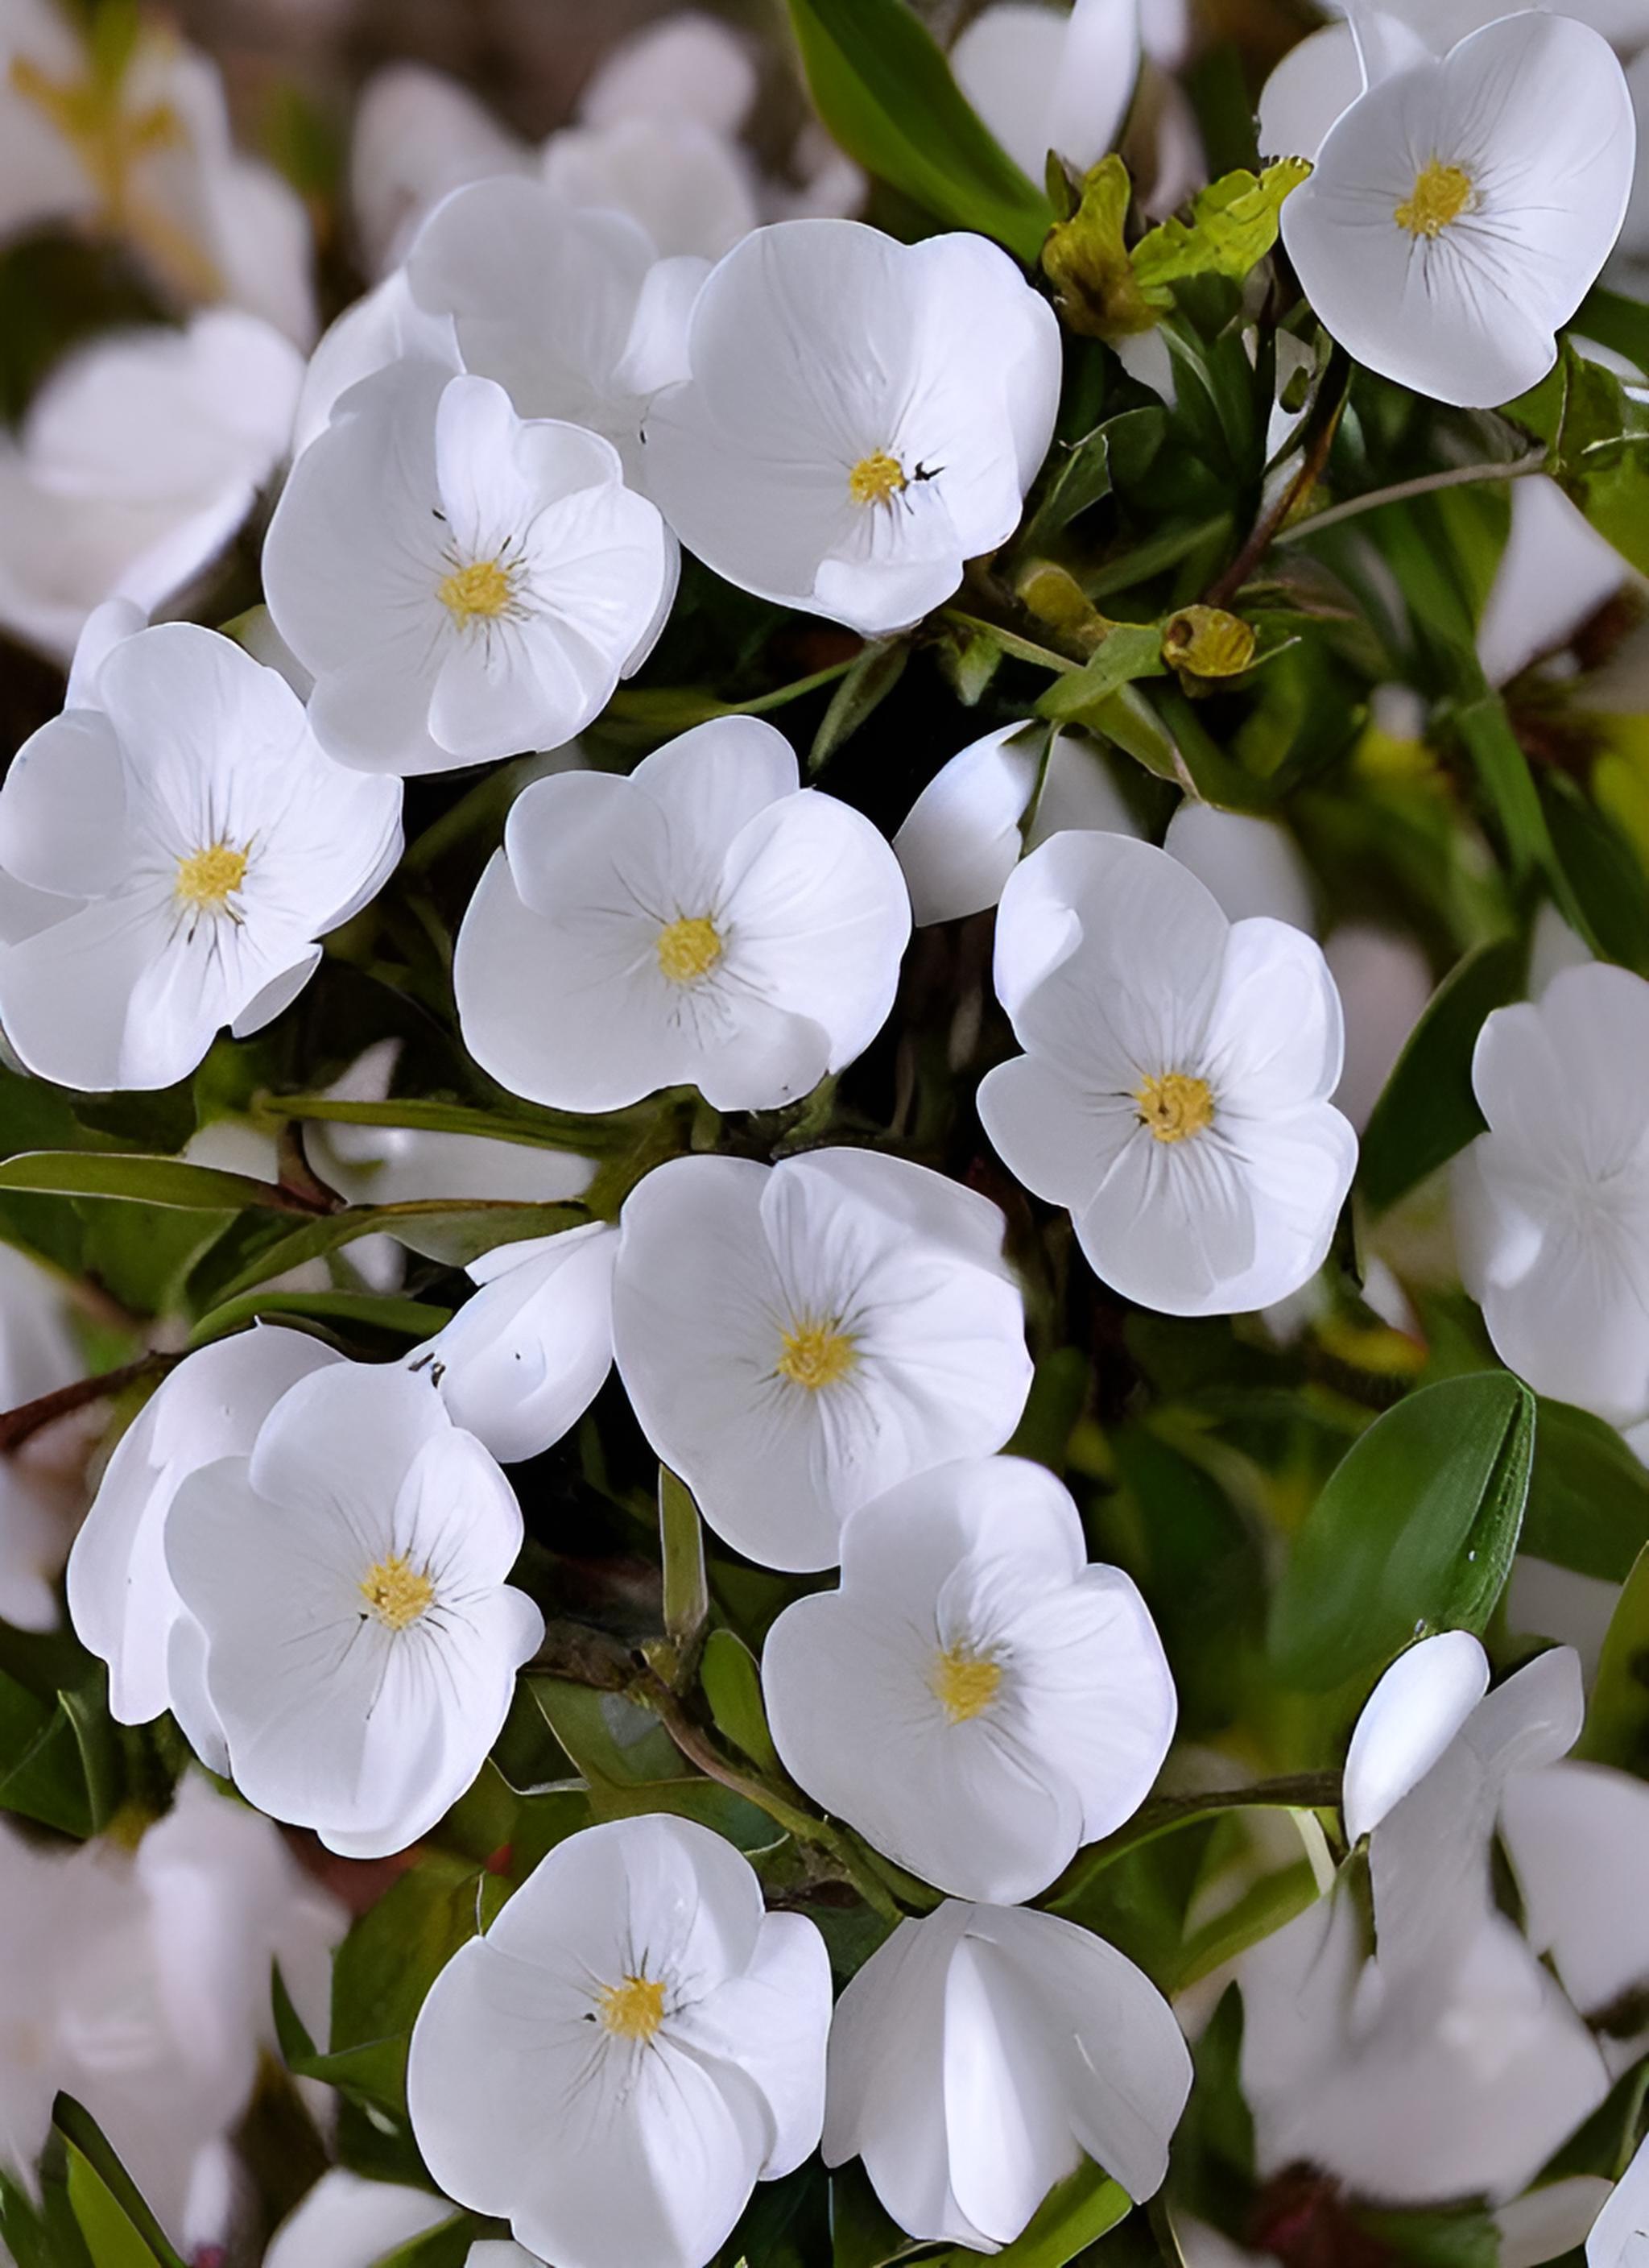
[597,1973,667,2041]
[1394,160,1473,239]
[930,1647,1002,1725]
[359,1554,436,1632]
[1135,1070,1215,1144]
[775,1319,857,1392]
[848,451,907,507]
[438,556,515,624]
[175,842,248,912]
[656,915,723,984]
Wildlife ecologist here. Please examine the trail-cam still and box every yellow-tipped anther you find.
[359,1554,436,1631]
[175,842,248,911]
[1395,161,1473,239]
[775,1320,857,1393]
[1135,1070,1215,1144]
[930,1647,1003,1724]
[656,915,723,984]
[848,451,907,507]
[598,1973,667,2041]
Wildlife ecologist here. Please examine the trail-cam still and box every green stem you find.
[936,608,1079,675]
[1275,449,1548,545]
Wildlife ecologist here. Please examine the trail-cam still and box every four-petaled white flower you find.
[763,1454,1176,1901]
[163,1359,543,1857]
[1455,960,1649,1427]
[264,364,673,776]
[455,715,911,1112]
[407,1221,619,1464]
[643,217,1062,635]
[612,1148,1034,1571]
[407,1814,832,2268]
[978,832,1356,1317]
[0,616,402,1091]
[1280,12,1637,408]
[824,1898,1193,2250]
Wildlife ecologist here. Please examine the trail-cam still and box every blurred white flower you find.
[892,723,1140,927]
[0,620,401,1090]
[1455,960,1649,1426]
[404,178,705,482]
[0,1240,84,1630]
[0,1772,340,2249]
[580,11,758,135]
[950,0,1142,181]
[1163,804,1316,934]
[408,1815,831,2268]
[1477,475,1629,688]
[542,115,759,262]
[0,0,315,342]
[163,1360,542,1858]
[612,1148,1033,1571]
[407,1222,618,1466]
[644,218,1062,636]
[68,1324,344,1752]
[1321,923,1433,1132]
[763,1454,1175,1900]
[351,62,537,278]
[263,2171,457,2268]
[266,365,672,777]
[1240,1647,1612,2207]
[1501,1757,1649,2061]
[0,312,301,664]
[1280,14,1636,408]
[979,833,1356,1316]
[824,1898,1192,2249]
[455,717,910,1111]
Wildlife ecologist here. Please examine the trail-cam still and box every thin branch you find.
[0,1352,178,1455]
[1275,449,1549,545]
[1204,368,1347,610]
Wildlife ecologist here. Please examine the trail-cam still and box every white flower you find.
[0,1773,339,2249]
[1161,804,1316,934]
[763,1454,1175,1900]
[1477,475,1627,688]
[1341,1629,1490,1844]
[455,716,910,1112]
[611,1148,1033,1571]
[163,1360,543,1858]
[1239,1647,1612,2207]
[824,1898,1192,2250]
[407,1222,618,1465]
[407,1814,831,2268]
[0,0,316,342]
[950,0,1143,181]
[68,1325,345,1751]
[1321,922,1434,1132]
[1501,1757,1649,2057]
[404,178,705,480]
[1455,960,1649,1426]
[291,268,460,458]
[978,833,1356,1317]
[0,619,401,1091]
[1279,14,1637,408]
[0,1241,85,1631]
[264,2171,457,2268]
[351,63,536,277]
[543,116,759,262]
[893,723,1140,927]
[1589,2133,1649,2266]
[264,364,672,777]
[643,218,1062,636]
[0,312,301,665]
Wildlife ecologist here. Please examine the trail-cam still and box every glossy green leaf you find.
[1268,1372,1535,1691]
[1018,406,1168,552]
[0,1670,113,1840]
[1522,1397,1649,1583]
[207,1198,586,1305]
[1357,938,1523,1214]
[1541,773,1649,977]
[54,2099,184,2268]
[659,1465,709,1652]
[186,1290,453,1351]
[701,1629,782,1778]
[1577,1544,1649,1773]
[786,0,1052,261]
[927,2162,1131,2268]
[324,1853,488,2117]
[0,1150,298,1211]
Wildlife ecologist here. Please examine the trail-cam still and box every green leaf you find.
[1357,937,1523,1214]
[54,2098,185,2268]
[700,1629,783,1778]
[1035,622,1167,722]
[1577,1543,1649,1773]
[1041,155,1163,338]
[659,1465,709,1652]
[1508,342,1649,577]
[1268,1372,1535,1691]
[324,1853,489,2117]
[808,639,908,775]
[269,1092,634,1158]
[1018,405,1168,552]
[0,1670,113,1839]
[785,0,1052,260]
[926,2162,1131,2268]
[372,2216,477,2268]
[207,1198,586,1306]
[186,1290,453,1351]
[1573,284,1649,375]
[1130,159,1312,291]
[0,1151,300,1211]
[1540,774,1649,977]
[529,1679,779,1849]
[1449,693,1561,889]
[830,2162,926,2268]
[1523,1397,1649,1583]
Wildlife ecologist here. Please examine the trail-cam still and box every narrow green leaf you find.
[1268,1372,1535,1691]
[0,1151,299,1212]
[1019,405,1168,552]
[786,0,1053,261]
[187,1290,453,1352]
[267,1093,631,1157]
[926,2162,1131,2268]
[1522,1397,1649,1583]
[1450,693,1560,888]
[0,1670,97,1838]
[1577,1544,1649,1772]
[208,1198,585,1306]
[1357,938,1523,1215]
[659,1466,709,1651]
[1540,774,1649,977]
[54,2099,185,2268]
[701,1629,782,1778]
[1035,623,1166,721]
[809,639,908,775]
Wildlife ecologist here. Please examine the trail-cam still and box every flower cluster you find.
[2,3,1649,2268]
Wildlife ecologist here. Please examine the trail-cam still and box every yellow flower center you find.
[597,1973,667,2041]
[438,556,516,625]
[848,451,907,507]
[1395,160,1473,239]
[359,1553,436,1631]
[775,1319,858,1393]
[175,841,248,912]
[656,915,723,984]
[930,1647,1002,1725]
[1135,1070,1215,1144]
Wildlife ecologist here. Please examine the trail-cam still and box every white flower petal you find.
[1342,1631,1490,1844]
